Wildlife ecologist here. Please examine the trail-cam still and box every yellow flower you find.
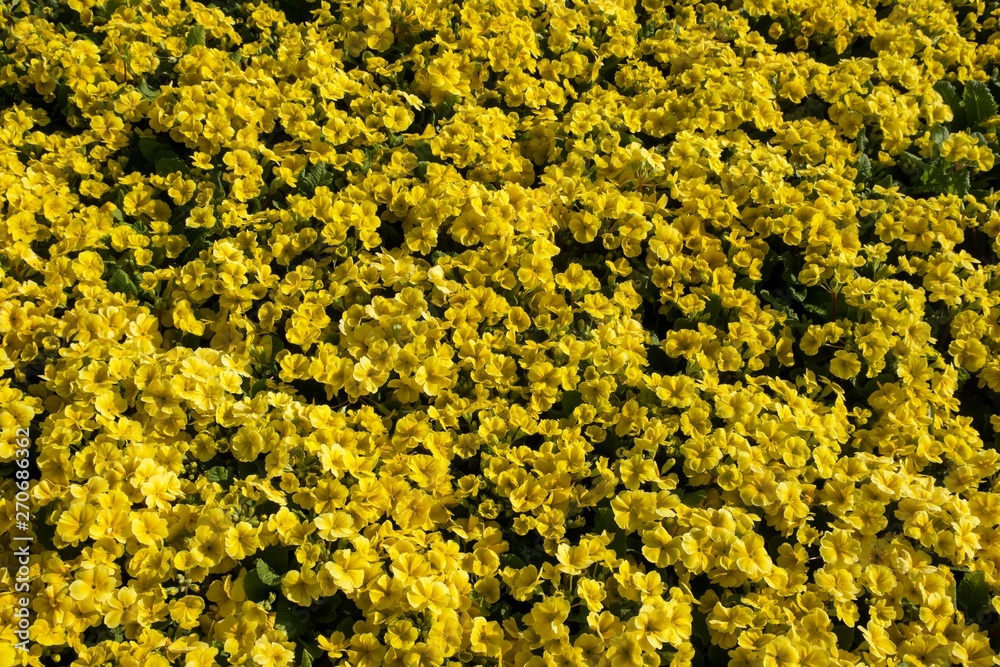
[820,528,861,566]
[225,522,260,560]
[527,595,571,642]
[730,533,772,580]
[282,568,322,607]
[949,338,988,372]
[68,565,116,604]
[320,549,367,594]
[192,152,213,169]
[406,576,452,613]
[469,617,504,656]
[56,503,97,544]
[762,636,800,667]
[169,595,206,629]
[251,637,295,667]
[414,355,454,396]
[830,350,862,379]
[383,106,414,132]
[426,52,468,104]
[131,511,169,546]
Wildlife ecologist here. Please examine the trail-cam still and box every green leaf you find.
[181,228,214,263]
[139,138,169,163]
[561,390,583,415]
[137,78,160,99]
[854,153,871,183]
[920,159,949,187]
[297,160,331,197]
[107,268,138,297]
[934,80,965,125]
[335,616,355,636]
[964,79,998,127]
[766,535,787,558]
[595,505,617,533]
[299,640,322,667]
[500,553,525,569]
[897,151,925,177]
[155,156,187,176]
[609,598,639,620]
[242,569,270,603]
[186,25,206,50]
[595,504,628,558]
[690,610,711,646]
[833,624,855,650]
[256,558,283,587]
[803,301,828,317]
[956,570,990,617]
[315,594,344,624]
[412,141,434,163]
[705,294,724,318]
[682,489,708,507]
[759,289,797,319]
[275,597,310,639]
[264,334,285,361]
[856,128,868,154]
[930,124,950,151]
[259,544,291,573]
[205,466,230,484]
[948,168,972,197]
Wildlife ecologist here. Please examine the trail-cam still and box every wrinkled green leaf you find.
[205,466,230,484]
[242,569,270,602]
[137,78,160,99]
[108,268,138,297]
[930,124,950,150]
[595,504,628,557]
[691,610,711,646]
[275,598,310,639]
[139,138,170,163]
[897,151,925,176]
[156,156,187,176]
[298,160,331,196]
[256,558,283,587]
[682,489,707,507]
[561,390,583,415]
[500,553,525,569]
[833,624,855,650]
[956,570,990,617]
[259,545,291,574]
[299,640,322,667]
[949,168,972,196]
[964,79,998,127]
[854,153,871,183]
[934,80,965,124]
[186,25,207,50]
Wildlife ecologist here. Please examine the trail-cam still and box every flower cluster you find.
[1,0,1000,666]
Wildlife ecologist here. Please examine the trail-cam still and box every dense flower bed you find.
[1,0,1000,665]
